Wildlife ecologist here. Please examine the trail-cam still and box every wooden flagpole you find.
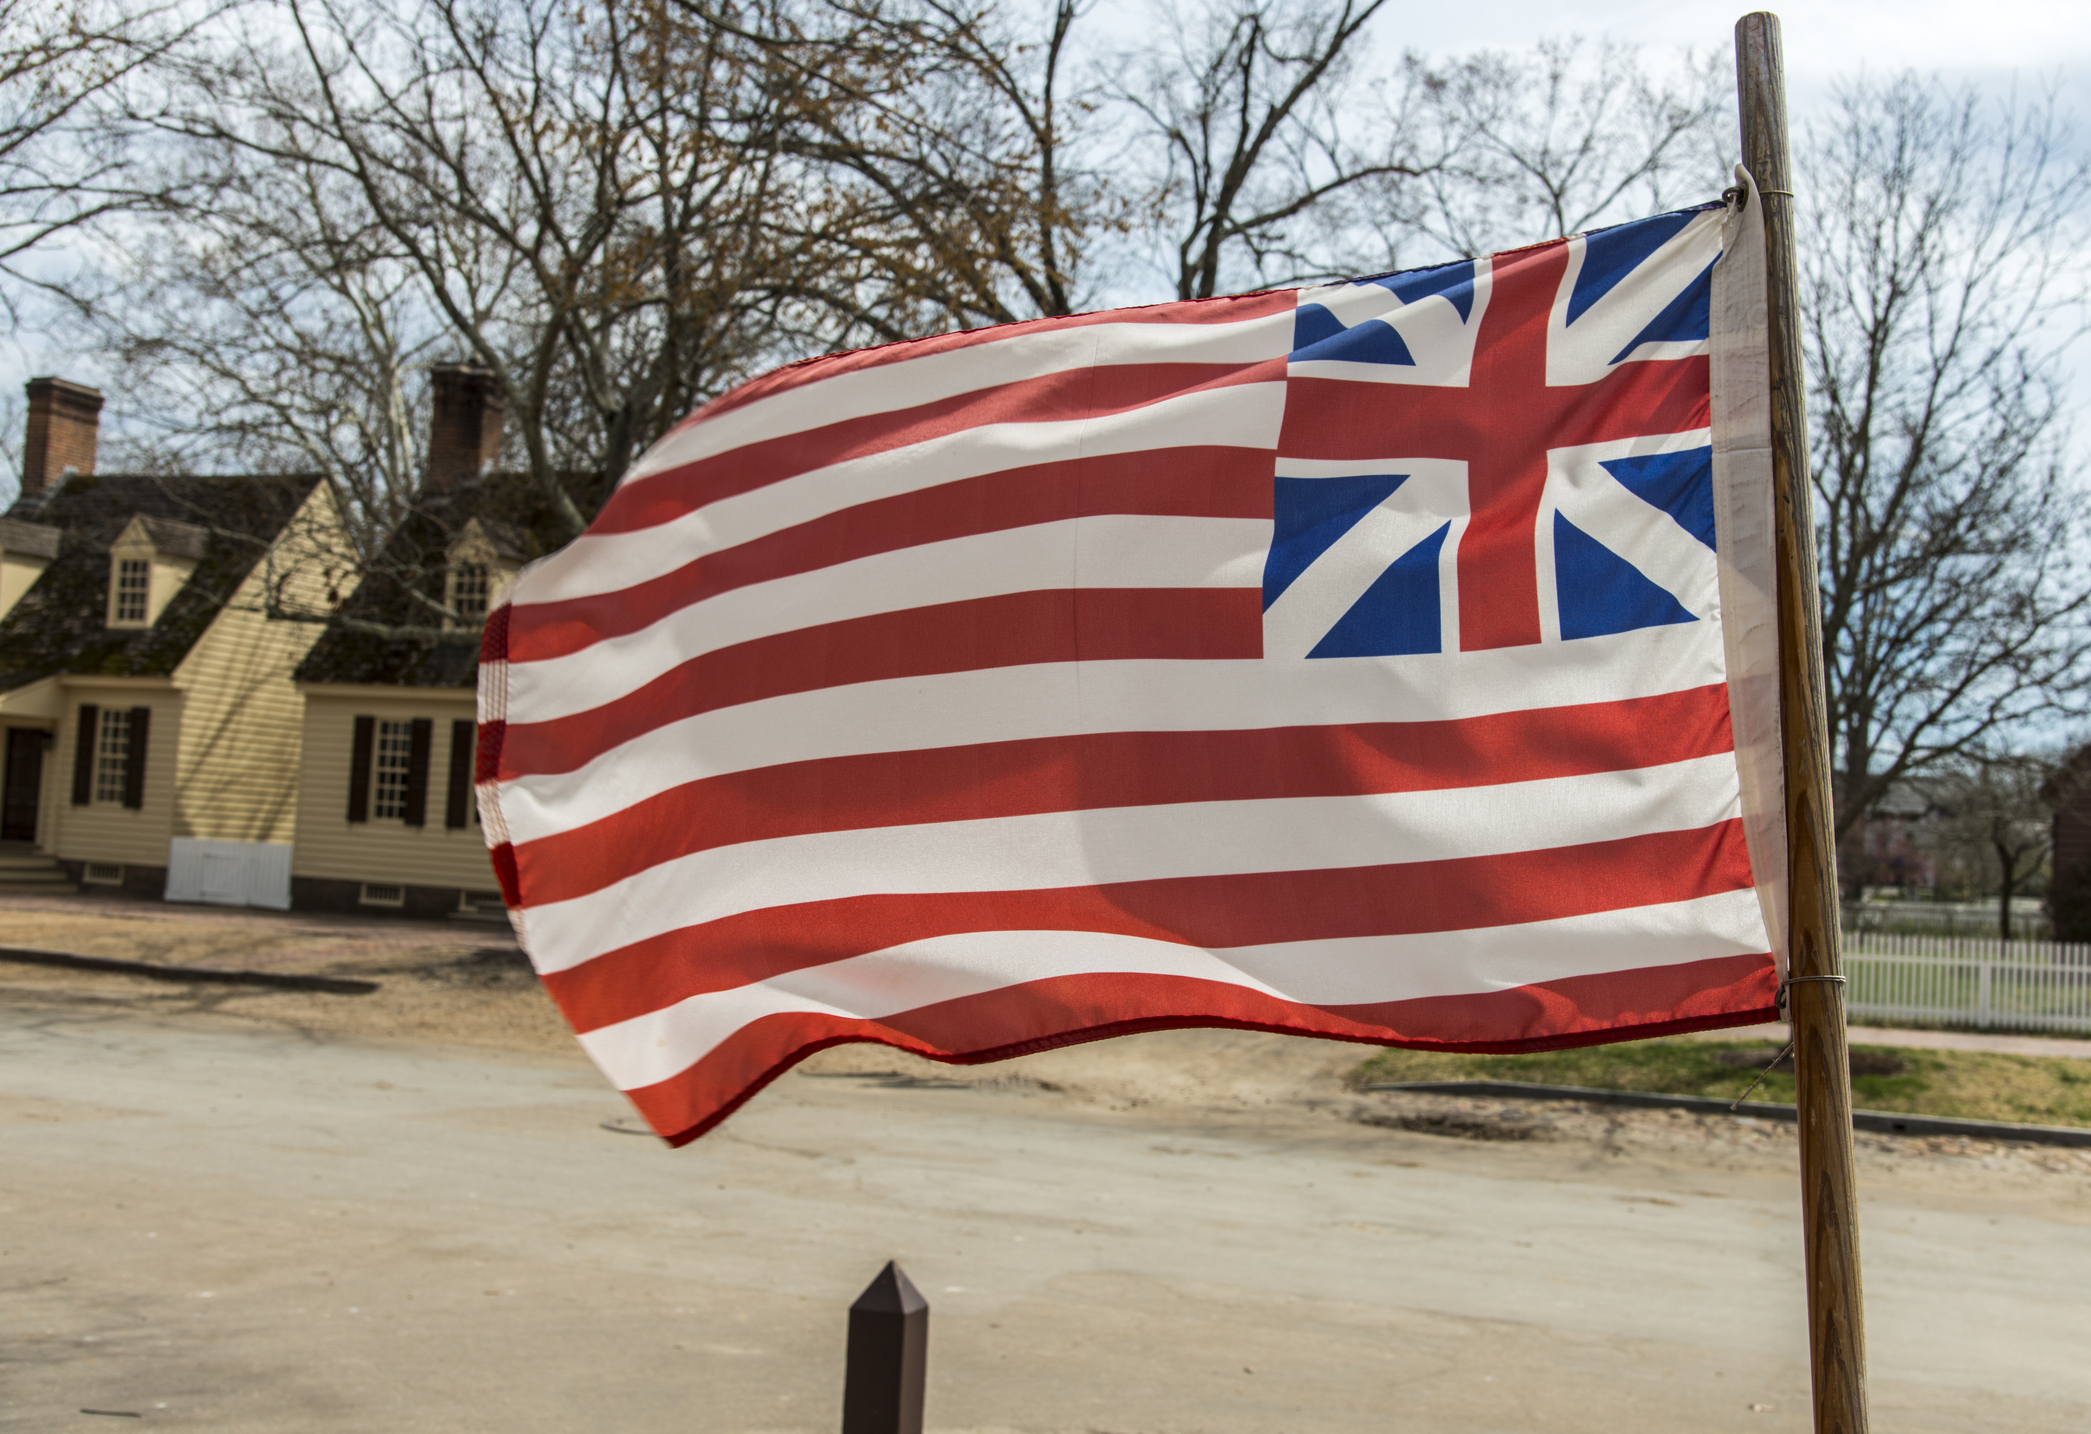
[1734,14,1870,1433]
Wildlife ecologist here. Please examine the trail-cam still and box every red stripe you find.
[630,954,1780,1144]
[496,587,1263,779]
[1276,359,1711,463]
[490,839,521,910]
[596,359,1286,536]
[509,446,1275,665]
[476,602,511,793]
[510,684,1736,907]
[542,820,1755,1035]
[685,289,1297,426]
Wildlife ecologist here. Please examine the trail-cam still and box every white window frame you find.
[371,719,413,821]
[111,558,151,626]
[93,708,131,804]
[449,562,491,625]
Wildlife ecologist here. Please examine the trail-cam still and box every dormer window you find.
[451,562,490,623]
[443,518,527,629]
[114,559,150,623]
[105,514,208,629]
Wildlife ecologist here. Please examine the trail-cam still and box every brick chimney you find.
[20,377,103,504]
[426,364,506,493]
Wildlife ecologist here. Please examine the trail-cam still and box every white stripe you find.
[577,888,1771,1090]
[618,311,1296,492]
[1549,210,1724,387]
[520,751,1744,973]
[491,620,1729,842]
[517,383,1287,607]
[507,516,1269,723]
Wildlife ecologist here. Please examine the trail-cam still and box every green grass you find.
[1350,1037,2091,1129]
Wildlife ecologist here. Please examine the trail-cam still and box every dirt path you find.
[0,894,565,1053]
[5,892,2090,1188]
[4,984,2089,1434]
[4,893,2090,1432]
[0,891,513,968]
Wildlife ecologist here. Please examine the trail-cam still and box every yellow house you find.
[286,364,557,919]
[0,380,341,903]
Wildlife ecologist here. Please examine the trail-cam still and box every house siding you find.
[47,683,181,867]
[292,687,499,896]
[168,488,338,844]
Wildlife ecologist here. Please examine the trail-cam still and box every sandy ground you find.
[0,897,570,1052]
[11,891,2090,1062]
[3,899,2091,1432]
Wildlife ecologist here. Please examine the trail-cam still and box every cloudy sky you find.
[1402,1,2091,423]
[1399,2,2090,102]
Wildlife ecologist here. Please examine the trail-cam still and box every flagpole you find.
[1734,14,1870,1434]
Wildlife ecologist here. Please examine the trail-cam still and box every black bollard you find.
[841,1261,928,1434]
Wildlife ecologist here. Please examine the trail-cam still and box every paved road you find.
[3,999,2087,1434]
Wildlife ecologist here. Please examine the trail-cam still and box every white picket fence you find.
[1843,932,2091,1034]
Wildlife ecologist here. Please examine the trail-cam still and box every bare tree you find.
[1124,0,1440,298]
[64,5,1760,620]
[1802,75,2091,839]
[0,0,198,327]
[706,0,1445,327]
[63,0,853,644]
[103,0,1444,531]
[1346,36,1722,275]
[1918,750,2056,941]
[676,0,1114,338]
[124,0,817,544]
[1391,37,1729,262]
[95,159,435,565]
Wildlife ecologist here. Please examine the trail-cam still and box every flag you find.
[478,188,1789,1145]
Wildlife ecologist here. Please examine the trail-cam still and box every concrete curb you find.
[0,946,379,995]
[1359,1080,2091,1149]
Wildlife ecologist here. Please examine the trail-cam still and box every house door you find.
[2,728,45,842]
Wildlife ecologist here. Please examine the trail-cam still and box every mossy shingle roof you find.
[294,474,581,690]
[0,472,320,693]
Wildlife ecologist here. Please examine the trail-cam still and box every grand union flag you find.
[478,190,1789,1144]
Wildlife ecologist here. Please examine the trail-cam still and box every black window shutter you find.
[347,715,375,823]
[445,720,474,829]
[122,706,150,809]
[71,705,97,805]
[402,718,433,828]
